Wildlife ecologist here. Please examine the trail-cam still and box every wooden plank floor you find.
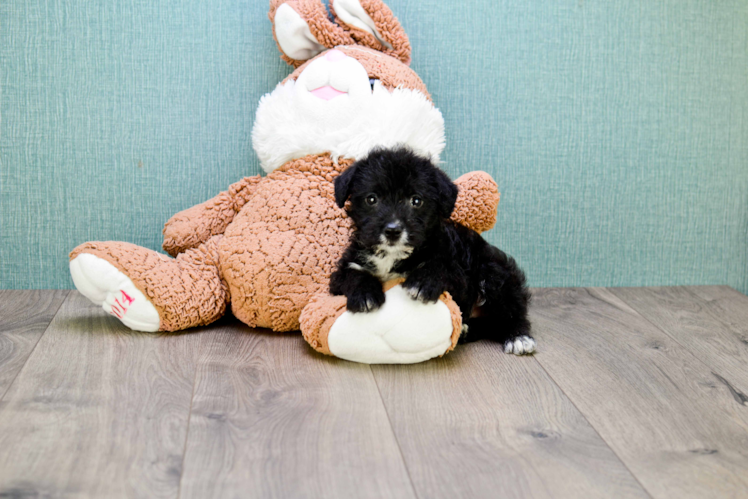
[0,286,747,498]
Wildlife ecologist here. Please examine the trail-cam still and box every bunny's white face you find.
[252,0,445,173]
[297,49,373,106]
[252,47,445,173]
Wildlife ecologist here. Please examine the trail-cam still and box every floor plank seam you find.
[531,355,654,498]
[0,290,70,404]
[176,338,202,500]
[370,366,419,499]
[610,287,748,405]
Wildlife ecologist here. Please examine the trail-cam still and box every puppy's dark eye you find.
[366,194,378,206]
[410,195,423,208]
[369,78,379,91]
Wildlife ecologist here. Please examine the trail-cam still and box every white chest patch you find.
[364,234,413,281]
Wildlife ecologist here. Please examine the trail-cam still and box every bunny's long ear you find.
[330,0,411,65]
[269,0,355,67]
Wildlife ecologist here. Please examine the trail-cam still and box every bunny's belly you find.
[218,163,352,331]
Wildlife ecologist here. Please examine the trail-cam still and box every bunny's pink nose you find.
[325,49,347,62]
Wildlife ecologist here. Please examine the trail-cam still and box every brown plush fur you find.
[70,160,498,332]
[69,0,501,335]
[269,0,412,67]
[70,238,229,331]
[163,175,263,256]
[451,171,500,234]
[218,155,354,331]
[269,0,356,67]
[330,0,411,64]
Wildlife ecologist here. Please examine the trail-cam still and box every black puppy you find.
[330,147,535,355]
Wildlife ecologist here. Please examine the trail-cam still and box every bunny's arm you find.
[451,171,500,234]
[162,176,263,257]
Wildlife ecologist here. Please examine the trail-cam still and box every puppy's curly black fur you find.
[330,147,535,355]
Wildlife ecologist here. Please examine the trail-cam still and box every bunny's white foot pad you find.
[70,253,160,332]
[327,285,454,364]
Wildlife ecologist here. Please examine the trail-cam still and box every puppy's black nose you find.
[384,222,403,242]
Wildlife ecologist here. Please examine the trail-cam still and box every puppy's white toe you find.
[513,338,525,354]
[504,335,536,356]
[521,336,537,354]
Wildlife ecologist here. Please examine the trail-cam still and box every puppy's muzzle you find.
[383,221,403,243]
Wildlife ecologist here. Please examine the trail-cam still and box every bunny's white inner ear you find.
[275,3,326,61]
[334,0,394,50]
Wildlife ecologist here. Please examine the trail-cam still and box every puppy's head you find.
[334,147,458,251]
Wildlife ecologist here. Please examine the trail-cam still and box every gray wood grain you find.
[3,286,748,498]
[687,286,748,344]
[0,291,203,498]
[532,287,748,498]
[611,286,748,397]
[179,326,415,499]
[0,290,69,399]
[371,342,648,498]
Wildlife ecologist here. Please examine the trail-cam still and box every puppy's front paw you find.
[403,276,445,304]
[347,289,386,313]
[503,335,537,355]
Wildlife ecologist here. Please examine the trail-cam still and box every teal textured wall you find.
[1,0,747,292]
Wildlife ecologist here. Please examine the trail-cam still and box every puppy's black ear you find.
[334,164,357,208]
[434,168,459,218]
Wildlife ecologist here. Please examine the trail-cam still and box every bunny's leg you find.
[300,280,462,364]
[69,236,228,332]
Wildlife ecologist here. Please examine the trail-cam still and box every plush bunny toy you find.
[69,0,500,364]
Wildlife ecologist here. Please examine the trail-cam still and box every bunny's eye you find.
[369,78,379,91]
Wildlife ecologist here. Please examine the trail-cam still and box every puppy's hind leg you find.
[465,245,535,355]
[464,315,535,354]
